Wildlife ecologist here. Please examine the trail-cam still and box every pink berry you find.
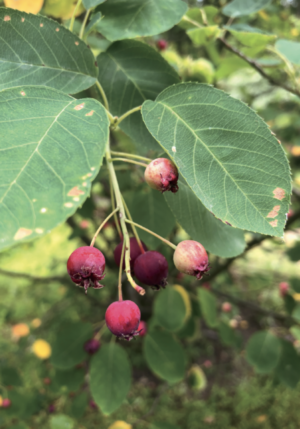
[2,398,11,408]
[137,320,147,337]
[79,219,90,229]
[84,338,100,354]
[105,300,141,341]
[134,251,168,290]
[43,377,51,385]
[173,240,209,280]
[202,282,211,290]
[287,208,294,219]
[222,302,232,313]
[279,282,289,297]
[67,246,105,293]
[157,39,168,50]
[89,400,97,409]
[145,158,179,193]
[203,360,212,368]
[114,237,147,270]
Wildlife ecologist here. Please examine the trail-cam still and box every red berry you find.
[157,39,168,50]
[114,237,147,270]
[134,251,168,290]
[43,377,51,385]
[173,240,209,280]
[145,158,179,193]
[2,398,11,408]
[222,302,232,313]
[137,320,147,337]
[48,404,55,413]
[203,360,212,369]
[84,338,100,354]
[89,400,97,409]
[287,208,294,219]
[202,282,211,290]
[279,281,289,297]
[67,246,105,293]
[105,300,141,341]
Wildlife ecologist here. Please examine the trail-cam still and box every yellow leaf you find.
[173,284,192,321]
[107,421,132,429]
[0,396,3,407]
[4,0,44,14]
[43,0,85,19]
[12,323,30,338]
[32,339,52,359]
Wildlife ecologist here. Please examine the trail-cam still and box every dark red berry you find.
[157,39,168,50]
[89,400,97,409]
[222,302,232,313]
[105,300,141,341]
[279,282,289,297]
[173,240,209,280]
[137,320,147,337]
[67,246,105,293]
[43,377,51,385]
[84,338,100,355]
[145,158,178,193]
[134,251,168,290]
[48,404,55,413]
[2,399,11,408]
[114,237,147,270]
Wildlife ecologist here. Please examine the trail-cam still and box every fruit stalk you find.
[118,239,126,301]
[110,158,148,168]
[122,196,145,255]
[114,105,141,127]
[109,174,122,239]
[124,219,177,250]
[110,151,152,163]
[90,207,119,247]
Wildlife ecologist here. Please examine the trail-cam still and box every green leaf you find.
[142,83,291,236]
[90,343,131,415]
[246,331,281,374]
[179,6,219,30]
[291,278,300,293]
[292,304,300,322]
[51,322,93,370]
[151,424,182,429]
[50,415,75,429]
[0,8,97,94]
[154,287,187,332]
[164,178,245,257]
[275,39,300,65]
[275,341,300,388]
[83,0,106,8]
[187,26,222,47]
[290,326,300,341]
[144,331,185,383]
[226,26,276,48]
[69,392,88,419]
[222,0,271,18]
[95,0,187,41]
[97,40,180,153]
[126,187,176,248]
[1,367,22,386]
[52,367,85,391]
[0,86,109,252]
[197,288,218,328]
[286,242,300,261]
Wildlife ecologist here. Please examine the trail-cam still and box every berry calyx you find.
[279,281,289,297]
[84,338,100,355]
[67,246,105,293]
[157,39,168,51]
[173,240,209,280]
[105,300,141,341]
[222,302,232,313]
[134,251,168,290]
[137,320,147,337]
[114,237,147,270]
[145,158,179,193]
[2,398,11,408]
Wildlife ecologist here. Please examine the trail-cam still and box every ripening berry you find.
[67,246,105,293]
[84,338,100,355]
[48,404,55,413]
[105,300,141,341]
[279,281,289,297]
[114,237,147,270]
[145,158,179,193]
[2,398,11,408]
[222,302,232,313]
[43,377,51,385]
[134,251,168,290]
[203,360,212,369]
[173,240,209,280]
[90,400,97,409]
[12,323,29,339]
[156,39,168,51]
[287,208,294,219]
[137,320,147,337]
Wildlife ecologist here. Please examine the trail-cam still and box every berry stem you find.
[122,196,145,254]
[79,8,91,39]
[109,174,122,239]
[95,81,113,119]
[110,158,148,168]
[110,151,152,163]
[125,219,177,250]
[114,106,141,127]
[106,144,146,296]
[69,0,82,32]
[90,207,119,247]
[118,239,126,302]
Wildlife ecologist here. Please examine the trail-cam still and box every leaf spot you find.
[32,199,37,202]
[64,202,73,208]
[35,228,44,234]
[277,139,281,144]
[20,91,26,96]
[68,186,84,197]
[91,167,95,171]
[74,103,85,111]
[14,228,32,241]
[269,220,278,227]
[21,17,25,22]
[73,197,80,202]
[82,182,87,187]
[87,173,92,177]
[56,28,59,32]
[40,23,43,27]
[4,16,11,22]
[75,41,79,46]
[40,208,47,213]
[85,110,94,116]
[172,146,177,153]
[273,188,285,200]
[267,205,280,218]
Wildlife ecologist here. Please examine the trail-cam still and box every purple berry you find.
[173,240,209,280]
[105,300,141,341]
[145,158,179,193]
[114,237,147,270]
[157,39,168,50]
[134,251,168,290]
[84,338,100,354]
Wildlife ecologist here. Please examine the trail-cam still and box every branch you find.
[0,268,66,283]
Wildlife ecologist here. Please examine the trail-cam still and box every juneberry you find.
[2,399,11,408]
[105,300,141,341]
[222,302,232,313]
[145,158,179,193]
[173,240,209,280]
[157,39,168,51]
[134,251,168,290]
[114,237,147,270]
[279,281,289,297]
[84,338,100,354]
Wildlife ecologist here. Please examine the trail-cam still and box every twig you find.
[0,268,65,283]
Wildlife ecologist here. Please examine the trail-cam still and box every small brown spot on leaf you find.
[75,41,79,46]
[14,228,32,241]
[68,186,84,197]
[87,173,92,177]
[74,103,85,111]
[269,220,278,227]
[21,17,25,22]
[267,205,280,218]
[277,139,281,144]
[85,110,94,116]
[4,16,11,22]
[273,188,285,200]
[64,202,73,208]
[56,28,59,32]
[40,23,43,27]
[20,91,26,96]
[95,61,98,67]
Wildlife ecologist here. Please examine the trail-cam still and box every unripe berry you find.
[105,300,141,341]
[173,240,209,280]
[279,281,289,297]
[2,398,11,408]
[145,158,179,193]
[134,251,168,290]
[156,39,168,51]
[67,246,105,293]
[137,320,147,337]
[114,237,147,271]
[222,302,232,313]
[84,338,100,355]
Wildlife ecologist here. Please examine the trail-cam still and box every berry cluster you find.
[67,158,209,341]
